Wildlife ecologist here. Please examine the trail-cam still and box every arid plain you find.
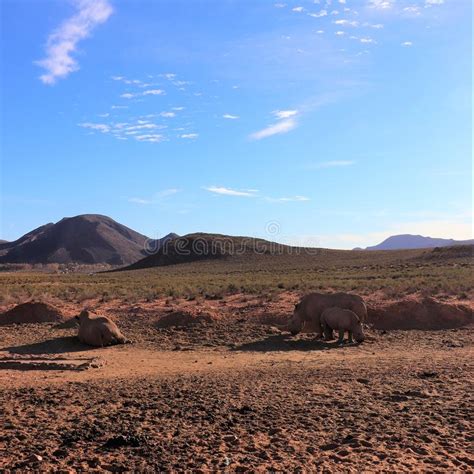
[0,245,473,472]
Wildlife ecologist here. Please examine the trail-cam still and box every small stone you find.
[27,454,43,463]
[418,371,438,379]
[223,434,239,445]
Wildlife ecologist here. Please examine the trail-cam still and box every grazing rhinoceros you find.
[76,310,130,347]
[284,292,367,338]
[321,307,365,344]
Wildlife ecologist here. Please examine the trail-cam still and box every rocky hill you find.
[0,215,153,265]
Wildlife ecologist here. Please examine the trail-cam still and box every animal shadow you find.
[2,336,94,355]
[232,334,348,352]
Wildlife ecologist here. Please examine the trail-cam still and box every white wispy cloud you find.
[403,6,421,14]
[335,31,346,36]
[135,134,165,143]
[124,123,163,131]
[143,89,166,96]
[401,41,413,47]
[368,0,393,9]
[180,133,199,139]
[128,197,152,205]
[425,0,444,4]
[223,114,240,119]
[310,160,355,168]
[203,186,258,197]
[100,119,168,142]
[266,195,310,202]
[78,122,110,133]
[156,188,180,197]
[159,112,176,118]
[274,2,287,7]
[308,10,328,17]
[120,89,165,100]
[112,76,144,86]
[273,110,298,119]
[36,0,113,84]
[360,37,377,44]
[249,118,297,140]
[333,19,359,26]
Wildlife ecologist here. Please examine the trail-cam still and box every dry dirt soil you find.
[0,294,473,472]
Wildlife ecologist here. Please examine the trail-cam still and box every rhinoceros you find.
[76,310,130,347]
[284,292,367,338]
[321,307,365,344]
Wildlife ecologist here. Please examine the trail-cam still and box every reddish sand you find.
[0,293,473,471]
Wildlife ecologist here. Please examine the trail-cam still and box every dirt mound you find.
[155,311,214,329]
[368,297,473,330]
[0,302,66,326]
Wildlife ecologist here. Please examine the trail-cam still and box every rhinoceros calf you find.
[76,310,129,347]
[286,292,367,337]
[320,307,365,344]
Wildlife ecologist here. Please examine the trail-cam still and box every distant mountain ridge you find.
[362,234,474,251]
[0,215,178,265]
[120,233,295,271]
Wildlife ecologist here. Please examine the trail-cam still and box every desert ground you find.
[0,248,473,471]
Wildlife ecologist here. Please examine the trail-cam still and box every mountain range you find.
[0,214,176,266]
[0,215,471,266]
[359,234,474,251]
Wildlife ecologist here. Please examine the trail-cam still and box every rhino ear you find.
[294,303,300,310]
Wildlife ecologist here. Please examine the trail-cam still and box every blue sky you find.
[1,0,472,248]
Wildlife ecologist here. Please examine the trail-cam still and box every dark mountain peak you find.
[0,215,154,265]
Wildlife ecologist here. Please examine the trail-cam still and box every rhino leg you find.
[338,329,345,345]
[323,326,334,341]
[348,332,354,344]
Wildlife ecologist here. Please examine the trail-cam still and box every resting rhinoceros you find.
[76,310,130,347]
[285,292,367,337]
[321,307,365,344]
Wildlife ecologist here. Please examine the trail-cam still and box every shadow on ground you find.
[231,334,355,352]
[2,336,94,355]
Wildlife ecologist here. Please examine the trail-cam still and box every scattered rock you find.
[418,371,438,379]
[321,442,338,451]
[103,434,146,449]
[26,454,43,464]
[223,434,239,445]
